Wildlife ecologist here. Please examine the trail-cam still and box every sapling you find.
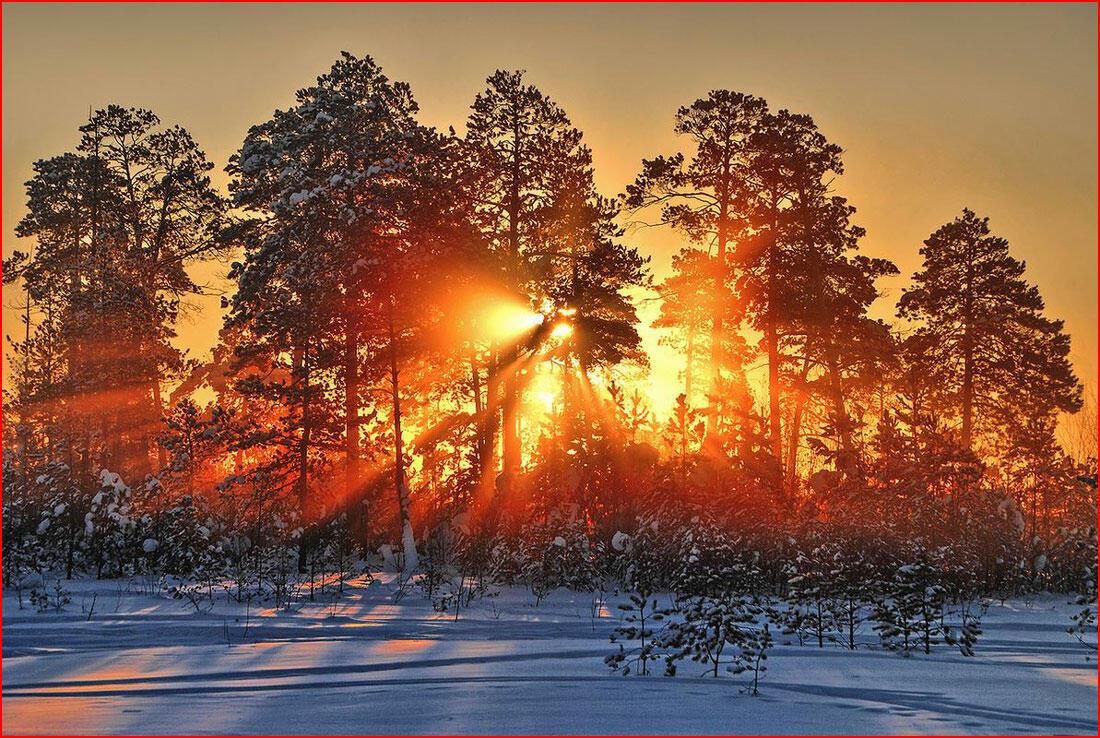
[732,621,773,696]
[30,580,72,613]
[663,593,767,678]
[606,585,670,676]
[1067,594,1097,653]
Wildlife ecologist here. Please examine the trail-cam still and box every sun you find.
[537,390,556,411]
[550,322,573,339]
[480,302,545,341]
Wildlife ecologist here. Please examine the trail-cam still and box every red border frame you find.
[0,2,1096,737]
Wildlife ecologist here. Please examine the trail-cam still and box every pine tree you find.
[606,585,670,676]
[662,394,705,480]
[653,248,748,414]
[661,519,773,680]
[625,91,765,444]
[897,209,1082,452]
[227,52,441,569]
[786,538,841,648]
[830,531,879,650]
[777,197,897,479]
[540,192,650,459]
[662,591,770,679]
[7,106,226,479]
[466,70,594,499]
[873,545,950,656]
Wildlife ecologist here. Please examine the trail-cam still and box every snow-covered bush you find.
[607,513,674,596]
[517,505,603,603]
[873,546,952,656]
[82,469,140,578]
[1042,525,1098,594]
[419,520,461,611]
[784,539,841,648]
[302,514,361,603]
[781,528,883,650]
[651,515,775,681]
[452,520,507,589]
[1061,526,1097,652]
[130,479,217,577]
[2,461,46,600]
[1067,594,1097,652]
[671,516,765,599]
[27,460,85,578]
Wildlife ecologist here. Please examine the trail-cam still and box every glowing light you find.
[481,303,544,340]
[558,306,577,317]
[550,322,573,339]
[537,391,556,410]
[376,639,435,654]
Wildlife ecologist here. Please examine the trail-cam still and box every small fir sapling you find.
[785,540,839,648]
[606,583,670,676]
[606,527,671,676]
[30,579,72,613]
[830,538,878,650]
[661,591,769,678]
[938,541,986,657]
[660,517,775,684]
[731,620,773,695]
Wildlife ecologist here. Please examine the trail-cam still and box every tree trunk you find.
[707,194,729,445]
[482,344,502,500]
[501,101,525,501]
[295,345,312,572]
[502,362,521,486]
[825,350,853,458]
[470,353,487,477]
[344,326,360,504]
[766,206,782,462]
[388,300,418,574]
[685,327,695,406]
[19,298,33,473]
[961,267,975,450]
[785,359,812,488]
[150,378,166,471]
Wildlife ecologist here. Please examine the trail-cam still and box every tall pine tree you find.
[897,209,1081,453]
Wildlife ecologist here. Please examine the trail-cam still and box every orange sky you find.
[3,3,1096,415]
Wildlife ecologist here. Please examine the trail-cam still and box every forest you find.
[2,51,1095,669]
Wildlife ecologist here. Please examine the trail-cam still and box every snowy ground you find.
[2,577,1096,736]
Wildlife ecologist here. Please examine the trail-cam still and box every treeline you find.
[2,53,1094,613]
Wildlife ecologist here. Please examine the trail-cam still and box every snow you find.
[2,579,1095,736]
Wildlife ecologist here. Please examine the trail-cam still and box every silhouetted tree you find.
[466,69,599,500]
[625,91,765,444]
[654,248,748,413]
[7,106,226,479]
[897,209,1081,452]
[227,52,427,565]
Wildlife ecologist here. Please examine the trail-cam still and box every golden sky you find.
[3,2,1096,414]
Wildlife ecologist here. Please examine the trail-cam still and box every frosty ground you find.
[2,577,1095,736]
